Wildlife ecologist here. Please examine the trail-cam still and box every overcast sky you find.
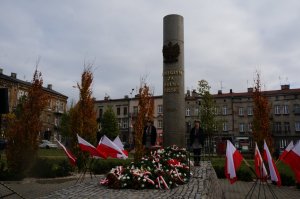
[1,0,300,103]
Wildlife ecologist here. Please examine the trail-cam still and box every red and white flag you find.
[77,134,107,159]
[55,138,77,166]
[254,143,268,180]
[283,140,300,183]
[279,141,294,161]
[113,136,129,157]
[97,135,127,159]
[263,140,281,186]
[225,140,243,184]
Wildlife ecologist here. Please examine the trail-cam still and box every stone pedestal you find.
[162,14,185,147]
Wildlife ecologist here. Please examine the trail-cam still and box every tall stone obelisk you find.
[162,14,185,147]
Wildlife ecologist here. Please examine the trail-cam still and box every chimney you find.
[230,89,233,93]
[47,84,52,90]
[281,84,290,90]
[11,72,17,78]
[192,89,198,97]
[218,90,222,95]
[186,90,190,97]
[248,87,253,93]
[0,68,3,74]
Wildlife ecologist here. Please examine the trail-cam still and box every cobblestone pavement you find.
[1,162,300,199]
[219,179,300,199]
[1,162,220,199]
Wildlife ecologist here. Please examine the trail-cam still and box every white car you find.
[39,140,58,149]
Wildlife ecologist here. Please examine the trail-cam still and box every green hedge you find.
[90,158,132,174]
[29,157,74,178]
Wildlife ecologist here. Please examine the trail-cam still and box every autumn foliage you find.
[133,82,154,162]
[69,67,98,165]
[6,70,49,175]
[252,72,272,150]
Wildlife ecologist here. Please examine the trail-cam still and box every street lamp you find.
[128,88,134,148]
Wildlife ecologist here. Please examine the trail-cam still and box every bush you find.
[280,173,295,186]
[29,158,74,178]
[213,165,226,179]
[237,169,252,182]
[90,158,132,174]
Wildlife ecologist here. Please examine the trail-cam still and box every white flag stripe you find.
[226,140,237,178]
[264,141,279,182]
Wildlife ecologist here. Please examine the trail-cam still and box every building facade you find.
[0,69,68,141]
[94,85,300,152]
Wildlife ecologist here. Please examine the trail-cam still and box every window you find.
[222,106,228,115]
[158,105,163,114]
[282,105,289,115]
[239,123,245,133]
[239,107,244,116]
[133,106,138,115]
[248,122,252,132]
[99,108,103,119]
[295,122,300,132]
[117,107,121,115]
[123,107,128,115]
[294,104,300,114]
[274,122,281,133]
[158,120,163,128]
[194,108,199,116]
[223,122,228,132]
[284,122,290,134]
[118,119,122,128]
[274,105,281,115]
[186,108,190,116]
[122,119,128,128]
[247,106,253,116]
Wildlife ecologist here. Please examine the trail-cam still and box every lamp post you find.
[128,88,134,148]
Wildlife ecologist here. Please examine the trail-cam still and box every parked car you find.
[39,140,58,149]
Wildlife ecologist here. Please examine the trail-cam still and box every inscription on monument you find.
[163,69,183,93]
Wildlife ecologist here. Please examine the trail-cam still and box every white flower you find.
[127,176,130,179]
[156,185,158,188]
[124,183,127,186]
[143,179,146,182]
[142,184,145,187]
[138,177,141,181]
[169,181,172,184]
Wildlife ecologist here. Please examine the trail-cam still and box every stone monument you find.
[162,14,185,147]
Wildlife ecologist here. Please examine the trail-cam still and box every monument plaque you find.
[163,14,185,147]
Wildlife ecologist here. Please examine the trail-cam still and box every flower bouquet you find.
[100,145,191,189]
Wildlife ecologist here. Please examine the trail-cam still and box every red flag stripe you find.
[225,140,243,184]
[55,138,77,166]
[263,140,281,186]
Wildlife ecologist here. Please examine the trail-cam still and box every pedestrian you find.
[190,120,205,166]
[142,120,157,150]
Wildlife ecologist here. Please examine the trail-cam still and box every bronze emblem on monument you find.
[162,42,180,63]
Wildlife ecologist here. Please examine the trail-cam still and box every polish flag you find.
[77,134,107,159]
[283,140,300,183]
[254,143,268,181]
[263,140,281,186]
[97,135,127,159]
[225,140,243,184]
[55,138,77,166]
[279,141,294,161]
[113,136,129,157]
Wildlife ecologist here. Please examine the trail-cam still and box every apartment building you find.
[0,69,68,140]
[94,85,300,152]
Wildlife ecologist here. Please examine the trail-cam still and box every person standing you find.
[190,120,205,166]
[142,120,157,149]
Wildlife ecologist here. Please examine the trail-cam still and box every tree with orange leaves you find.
[252,72,272,151]
[69,66,98,168]
[6,69,49,176]
[133,80,154,162]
